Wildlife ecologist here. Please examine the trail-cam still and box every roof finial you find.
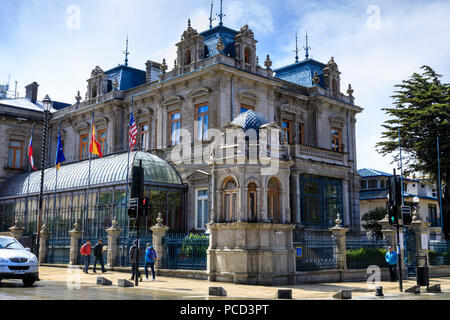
[123,35,130,66]
[188,18,191,28]
[293,32,299,63]
[304,31,311,60]
[217,0,225,26]
[209,0,216,29]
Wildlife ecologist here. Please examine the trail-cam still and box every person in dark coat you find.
[93,239,106,273]
[129,240,143,282]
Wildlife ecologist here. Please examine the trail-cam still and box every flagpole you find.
[25,124,34,233]
[437,135,443,236]
[52,120,61,239]
[85,106,95,239]
[125,95,134,236]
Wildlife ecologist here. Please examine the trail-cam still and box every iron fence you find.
[46,238,71,264]
[161,233,209,270]
[428,240,450,266]
[293,232,338,271]
[345,236,389,269]
[118,236,153,267]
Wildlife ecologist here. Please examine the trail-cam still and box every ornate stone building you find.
[0,17,363,239]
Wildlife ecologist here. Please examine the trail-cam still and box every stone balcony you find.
[290,144,347,166]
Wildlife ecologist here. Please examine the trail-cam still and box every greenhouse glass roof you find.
[0,151,184,199]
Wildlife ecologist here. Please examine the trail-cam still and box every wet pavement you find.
[0,279,211,300]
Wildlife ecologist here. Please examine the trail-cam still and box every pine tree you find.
[376,66,450,238]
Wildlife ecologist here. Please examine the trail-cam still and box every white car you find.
[0,236,39,287]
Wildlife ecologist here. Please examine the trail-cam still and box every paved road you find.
[0,279,209,300]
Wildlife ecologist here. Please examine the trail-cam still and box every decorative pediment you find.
[238,89,259,106]
[187,87,211,105]
[328,114,345,127]
[91,66,104,77]
[6,128,29,137]
[186,170,211,181]
[162,95,183,108]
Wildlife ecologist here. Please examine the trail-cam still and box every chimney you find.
[25,82,39,104]
[145,61,162,82]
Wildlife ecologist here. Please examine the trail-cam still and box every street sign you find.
[296,247,302,257]
[128,198,138,209]
[402,205,412,225]
[401,206,411,215]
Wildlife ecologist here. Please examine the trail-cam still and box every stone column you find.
[150,213,169,270]
[410,210,431,262]
[342,179,350,227]
[106,218,122,269]
[329,214,348,270]
[69,222,83,266]
[9,220,25,241]
[39,224,51,264]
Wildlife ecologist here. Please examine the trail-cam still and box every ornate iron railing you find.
[428,240,450,266]
[161,233,209,270]
[293,232,338,271]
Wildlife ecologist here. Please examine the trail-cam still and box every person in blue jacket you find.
[385,246,398,281]
[145,243,157,281]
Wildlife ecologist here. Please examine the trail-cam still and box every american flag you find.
[129,111,138,150]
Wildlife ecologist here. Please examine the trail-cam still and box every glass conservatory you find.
[0,151,187,241]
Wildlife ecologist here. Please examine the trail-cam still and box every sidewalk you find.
[38,266,450,299]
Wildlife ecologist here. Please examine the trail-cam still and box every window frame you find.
[80,134,89,160]
[281,119,293,144]
[267,178,281,223]
[195,188,209,230]
[195,104,209,141]
[169,110,181,146]
[247,183,257,222]
[97,129,107,155]
[139,122,149,150]
[222,178,238,222]
[8,139,24,169]
[331,127,342,152]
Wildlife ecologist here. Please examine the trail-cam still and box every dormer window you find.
[244,47,251,64]
[92,84,98,98]
[186,49,192,65]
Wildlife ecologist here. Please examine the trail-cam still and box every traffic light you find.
[402,206,412,225]
[141,197,150,217]
[388,205,398,225]
[131,166,144,199]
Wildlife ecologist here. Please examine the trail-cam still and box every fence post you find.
[150,213,169,270]
[410,214,431,263]
[39,224,51,264]
[69,222,83,266]
[9,220,25,241]
[106,217,122,269]
[329,214,348,270]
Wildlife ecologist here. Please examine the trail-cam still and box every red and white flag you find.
[28,136,37,171]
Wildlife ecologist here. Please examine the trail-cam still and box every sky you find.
[1,0,449,174]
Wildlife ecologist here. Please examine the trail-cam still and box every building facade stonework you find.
[0,19,363,240]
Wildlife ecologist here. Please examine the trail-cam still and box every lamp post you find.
[36,94,52,261]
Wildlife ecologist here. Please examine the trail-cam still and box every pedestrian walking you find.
[129,240,143,282]
[385,246,398,282]
[144,243,157,281]
[93,239,106,273]
[80,239,91,274]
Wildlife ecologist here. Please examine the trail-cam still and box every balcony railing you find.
[291,144,346,165]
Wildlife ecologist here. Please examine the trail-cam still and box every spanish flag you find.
[89,125,103,158]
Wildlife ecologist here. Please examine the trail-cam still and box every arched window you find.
[92,84,97,98]
[222,178,238,222]
[267,178,281,223]
[185,49,192,65]
[244,47,251,64]
[331,78,337,93]
[248,183,257,222]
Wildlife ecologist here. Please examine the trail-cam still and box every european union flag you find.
[55,131,66,170]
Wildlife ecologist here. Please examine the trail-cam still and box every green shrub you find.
[181,233,209,258]
[346,248,388,269]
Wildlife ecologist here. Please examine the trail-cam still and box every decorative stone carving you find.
[347,84,354,96]
[313,71,320,85]
[216,36,225,52]
[264,55,272,70]
[161,59,168,73]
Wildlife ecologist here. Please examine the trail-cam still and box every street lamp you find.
[36,95,52,261]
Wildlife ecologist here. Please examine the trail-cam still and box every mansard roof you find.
[274,58,326,88]
[0,151,184,199]
[103,65,146,91]
[200,25,239,58]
